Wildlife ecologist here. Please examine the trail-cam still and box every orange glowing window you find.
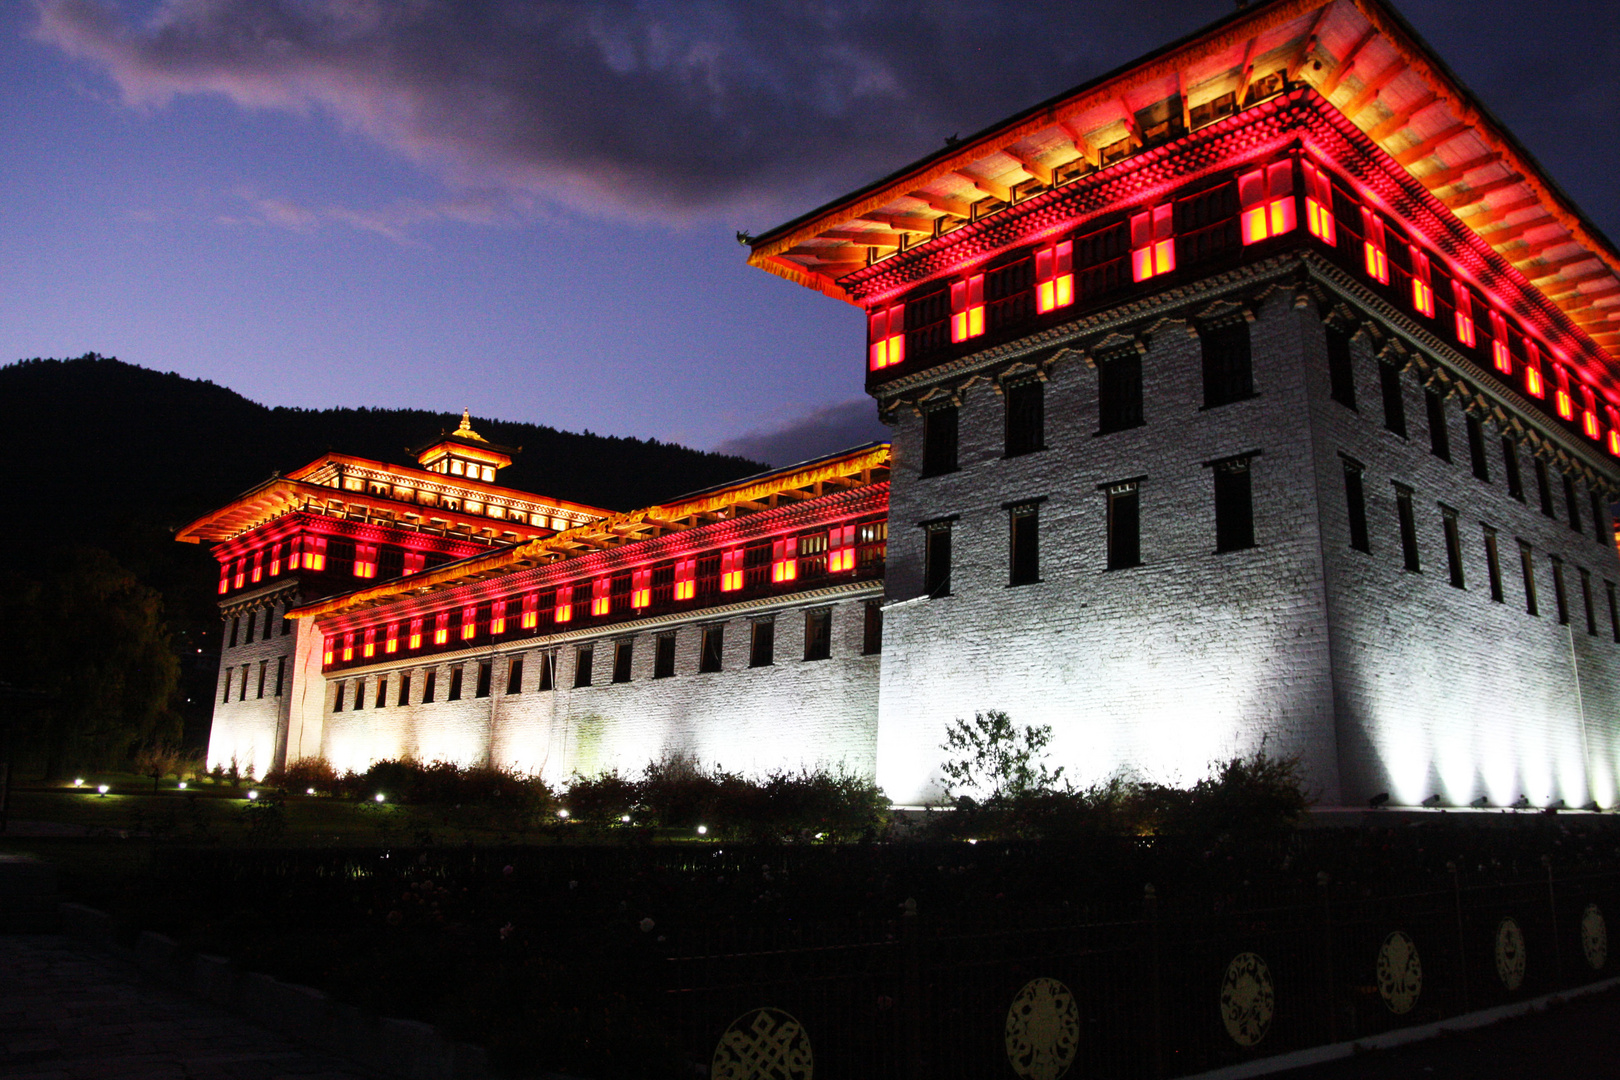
[460,606,477,640]
[554,590,573,624]
[1489,311,1512,374]
[269,542,283,578]
[1034,240,1073,313]
[218,565,229,595]
[403,551,425,575]
[1553,362,1574,419]
[341,632,355,662]
[720,549,744,592]
[1131,205,1175,281]
[408,617,424,650]
[1409,247,1435,317]
[771,537,798,584]
[433,612,449,645]
[305,536,327,572]
[490,603,506,636]
[1581,386,1600,439]
[354,543,378,579]
[323,637,335,665]
[1238,161,1296,244]
[251,550,264,584]
[591,577,611,616]
[362,628,376,659]
[868,303,905,370]
[674,558,696,601]
[1453,281,1475,347]
[828,524,856,573]
[1361,209,1389,284]
[1608,408,1620,455]
[631,568,652,609]
[1303,162,1336,246]
[520,593,538,629]
[950,274,986,342]
[233,558,246,590]
[385,622,399,654]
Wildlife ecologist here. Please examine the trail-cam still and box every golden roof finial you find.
[454,408,488,442]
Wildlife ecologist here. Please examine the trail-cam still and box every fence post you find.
[902,897,922,1080]
[1145,883,1163,1080]
[1449,861,1469,1013]
[1543,854,1564,988]
[1318,871,1336,1044]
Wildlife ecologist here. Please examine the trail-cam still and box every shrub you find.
[939,710,1064,802]
[264,756,339,791]
[563,770,641,824]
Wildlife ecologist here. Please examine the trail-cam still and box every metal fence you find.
[661,869,1620,1080]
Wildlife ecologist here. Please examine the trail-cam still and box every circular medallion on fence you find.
[1494,918,1526,991]
[1219,952,1275,1048]
[1004,977,1080,1080]
[711,1007,813,1080]
[1375,931,1422,1014]
[1581,904,1607,970]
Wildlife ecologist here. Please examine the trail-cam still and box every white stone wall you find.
[315,590,881,787]
[205,596,299,778]
[1303,297,1620,809]
[877,293,1341,805]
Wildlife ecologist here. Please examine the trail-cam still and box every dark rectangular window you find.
[1608,581,1620,642]
[538,653,554,691]
[1565,472,1583,533]
[1503,437,1525,501]
[1582,568,1597,635]
[921,406,958,477]
[275,656,286,697]
[1519,541,1538,616]
[1592,490,1611,545]
[221,669,232,705]
[1008,503,1041,585]
[228,617,238,648]
[423,669,437,703]
[398,672,410,706]
[1200,319,1254,408]
[803,609,831,661]
[1424,390,1450,461]
[447,665,463,700]
[1213,457,1255,553]
[1395,484,1420,572]
[654,634,677,678]
[240,664,249,702]
[1326,323,1357,409]
[1536,458,1556,517]
[1097,351,1143,434]
[1379,362,1407,437]
[506,657,523,694]
[1484,527,1504,602]
[862,601,883,655]
[1553,557,1569,625]
[699,627,724,673]
[574,647,593,688]
[332,681,344,713]
[375,676,388,709]
[1106,482,1141,568]
[1342,458,1369,553]
[1441,507,1464,588]
[256,660,267,699]
[749,621,775,667]
[475,662,492,698]
[282,613,292,636]
[1466,415,1490,482]
[613,640,633,682]
[924,522,952,597]
[1004,380,1044,457]
[245,611,257,643]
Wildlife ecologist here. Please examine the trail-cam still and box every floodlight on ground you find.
[697,825,708,836]
[97,784,109,796]
[306,788,315,795]
[1421,794,1442,807]
[73,778,83,787]
[374,793,386,803]
[247,790,258,800]
[557,809,569,820]
[621,815,631,823]
[1368,792,1390,808]
[177,782,187,790]
[1471,796,1490,808]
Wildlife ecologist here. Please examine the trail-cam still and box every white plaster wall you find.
[204,597,298,778]
[877,294,1341,805]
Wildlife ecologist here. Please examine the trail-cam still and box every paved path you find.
[0,936,373,1080]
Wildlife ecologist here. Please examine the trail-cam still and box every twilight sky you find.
[3,1,1617,466]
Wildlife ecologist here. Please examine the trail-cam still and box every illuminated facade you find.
[746,0,1620,807]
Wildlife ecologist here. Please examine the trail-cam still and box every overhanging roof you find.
[747,0,1620,357]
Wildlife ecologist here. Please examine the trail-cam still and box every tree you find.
[0,546,181,779]
[939,710,1064,803]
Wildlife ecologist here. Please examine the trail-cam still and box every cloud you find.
[715,398,888,468]
[217,187,516,244]
[31,0,1226,226]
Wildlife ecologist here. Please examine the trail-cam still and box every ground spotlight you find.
[696,825,708,836]
[374,793,386,803]
[97,784,109,796]
[306,788,316,795]
[1368,792,1390,809]
[620,815,631,823]
[177,782,187,790]
[1511,795,1531,809]
[557,809,570,820]
[1471,796,1490,808]
[247,790,259,800]
[1421,794,1442,807]
[73,778,84,787]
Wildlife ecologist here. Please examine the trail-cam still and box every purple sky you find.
[3,1,1616,466]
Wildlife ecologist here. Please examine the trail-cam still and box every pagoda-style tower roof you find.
[411,409,521,478]
[747,0,1620,361]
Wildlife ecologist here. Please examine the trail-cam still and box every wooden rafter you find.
[1526,253,1602,281]
[1461,195,1540,228]
[1319,27,1378,98]
[1418,152,1502,192]
[1393,122,1469,166]
[1440,172,1525,210]
[1000,146,1052,186]
[1055,119,1099,167]
[955,170,1012,202]
[1367,91,1438,141]
[823,228,903,248]
[860,211,934,234]
[913,193,973,219]
[1234,36,1260,102]
[1286,5,1330,82]
[1342,60,1404,118]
